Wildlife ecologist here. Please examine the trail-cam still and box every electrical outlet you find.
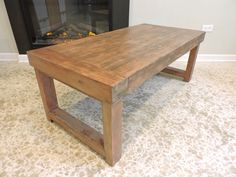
[202,25,214,32]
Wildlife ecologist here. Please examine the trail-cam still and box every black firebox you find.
[4,0,130,54]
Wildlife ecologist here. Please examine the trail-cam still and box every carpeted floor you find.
[0,61,235,177]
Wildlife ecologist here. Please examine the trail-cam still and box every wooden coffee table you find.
[28,24,205,166]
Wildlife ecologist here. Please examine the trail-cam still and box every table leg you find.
[161,45,200,82]
[102,100,123,166]
[183,45,200,82]
[35,69,123,166]
[35,69,58,121]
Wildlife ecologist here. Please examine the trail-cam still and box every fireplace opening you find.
[4,0,130,53]
[23,0,109,45]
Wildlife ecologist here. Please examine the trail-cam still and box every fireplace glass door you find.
[22,0,109,45]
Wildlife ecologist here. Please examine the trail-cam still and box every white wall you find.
[0,0,17,53]
[129,0,236,54]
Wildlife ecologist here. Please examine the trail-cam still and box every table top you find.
[28,24,205,87]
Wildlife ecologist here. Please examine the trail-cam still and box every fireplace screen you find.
[23,0,109,45]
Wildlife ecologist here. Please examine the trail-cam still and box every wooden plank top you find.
[28,24,205,88]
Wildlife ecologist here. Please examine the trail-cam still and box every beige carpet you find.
[0,61,235,177]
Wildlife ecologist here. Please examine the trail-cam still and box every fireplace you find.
[4,0,129,54]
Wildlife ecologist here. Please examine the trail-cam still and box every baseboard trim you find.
[1,53,236,62]
[0,53,18,61]
[178,54,236,62]
[18,54,29,62]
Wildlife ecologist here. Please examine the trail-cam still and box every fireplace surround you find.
[4,0,129,54]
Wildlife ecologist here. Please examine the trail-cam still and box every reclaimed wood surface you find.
[34,69,58,119]
[48,108,105,156]
[102,100,123,165]
[28,24,205,166]
[28,24,205,103]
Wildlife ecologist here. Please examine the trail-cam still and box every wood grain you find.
[48,108,105,156]
[184,46,200,82]
[28,24,205,166]
[34,69,58,120]
[28,24,205,101]
[161,45,200,81]
[162,67,185,78]
[102,100,123,166]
